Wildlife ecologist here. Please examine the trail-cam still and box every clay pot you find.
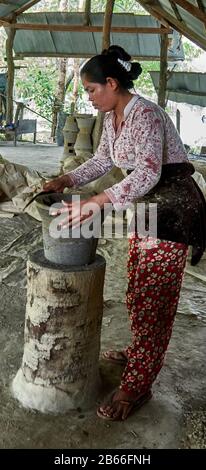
[74,115,95,158]
[62,115,78,159]
[35,192,101,266]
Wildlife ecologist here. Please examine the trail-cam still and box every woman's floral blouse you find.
[69,95,188,210]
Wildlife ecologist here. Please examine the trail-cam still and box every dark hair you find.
[80,45,142,90]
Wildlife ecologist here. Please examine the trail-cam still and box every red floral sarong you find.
[120,235,188,394]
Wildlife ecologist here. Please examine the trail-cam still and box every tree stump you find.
[12,250,106,413]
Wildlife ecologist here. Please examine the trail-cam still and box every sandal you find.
[97,389,152,421]
[101,350,128,365]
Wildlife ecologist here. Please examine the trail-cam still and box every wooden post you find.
[158,26,168,110]
[83,0,91,25]
[93,0,115,152]
[102,0,115,50]
[176,108,180,134]
[12,250,106,413]
[5,28,16,124]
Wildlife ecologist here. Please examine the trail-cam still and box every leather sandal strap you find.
[118,400,132,405]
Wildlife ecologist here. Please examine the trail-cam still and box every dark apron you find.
[127,162,206,265]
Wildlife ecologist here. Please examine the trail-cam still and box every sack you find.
[0,155,45,219]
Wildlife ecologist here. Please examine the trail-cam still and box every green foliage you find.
[183,39,203,60]
[91,0,145,13]
[16,65,57,119]
[134,61,160,98]
[30,0,145,13]
[30,0,60,11]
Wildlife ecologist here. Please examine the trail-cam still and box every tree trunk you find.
[64,58,86,93]
[69,0,88,114]
[5,28,16,125]
[51,0,87,139]
[12,250,106,413]
[70,59,80,114]
[51,0,69,139]
[51,58,67,139]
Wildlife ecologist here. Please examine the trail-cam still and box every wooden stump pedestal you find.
[12,250,106,413]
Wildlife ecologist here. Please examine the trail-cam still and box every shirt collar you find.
[123,94,140,120]
[111,94,140,130]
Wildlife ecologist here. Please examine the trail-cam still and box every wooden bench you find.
[0,118,37,146]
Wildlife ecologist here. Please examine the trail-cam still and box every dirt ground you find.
[0,142,206,450]
[0,280,206,450]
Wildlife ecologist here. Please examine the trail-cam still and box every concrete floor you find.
[0,142,206,450]
[0,141,62,176]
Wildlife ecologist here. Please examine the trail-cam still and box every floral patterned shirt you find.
[69,94,188,210]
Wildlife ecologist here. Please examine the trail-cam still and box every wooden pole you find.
[15,0,40,16]
[5,28,16,124]
[158,26,168,109]
[0,22,172,34]
[83,0,91,25]
[103,0,116,49]
[176,108,180,134]
[93,0,115,152]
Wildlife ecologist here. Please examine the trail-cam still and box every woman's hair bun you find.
[130,62,142,80]
[101,45,142,79]
[102,45,131,61]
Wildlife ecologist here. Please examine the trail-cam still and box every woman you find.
[44,45,206,421]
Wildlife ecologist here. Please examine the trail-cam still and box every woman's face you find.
[81,74,118,113]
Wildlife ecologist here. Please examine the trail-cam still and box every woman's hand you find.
[43,174,74,193]
[51,192,111,229]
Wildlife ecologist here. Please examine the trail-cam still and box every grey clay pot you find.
[36,192,100,266]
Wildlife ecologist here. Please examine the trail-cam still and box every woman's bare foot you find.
[101,350,128,365]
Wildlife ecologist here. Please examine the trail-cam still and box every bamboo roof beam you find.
[0,1,19,4]
[0,22,172,33]
[13,52,175,59]
[137,0,206,50]
[196,0,205,14]
[15,1,41,16]
[166,89,206,96]
[169,0,183,22]
[173,0,206,24]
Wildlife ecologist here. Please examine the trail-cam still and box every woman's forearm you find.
[90,191,112,209]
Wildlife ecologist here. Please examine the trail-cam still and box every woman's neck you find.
[113,91,134,121]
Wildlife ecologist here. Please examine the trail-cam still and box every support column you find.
[176,108,180,134]
[12,251,106,413]
[158,26,168,110]
[93,0,115,152]
[6,28,16,124]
